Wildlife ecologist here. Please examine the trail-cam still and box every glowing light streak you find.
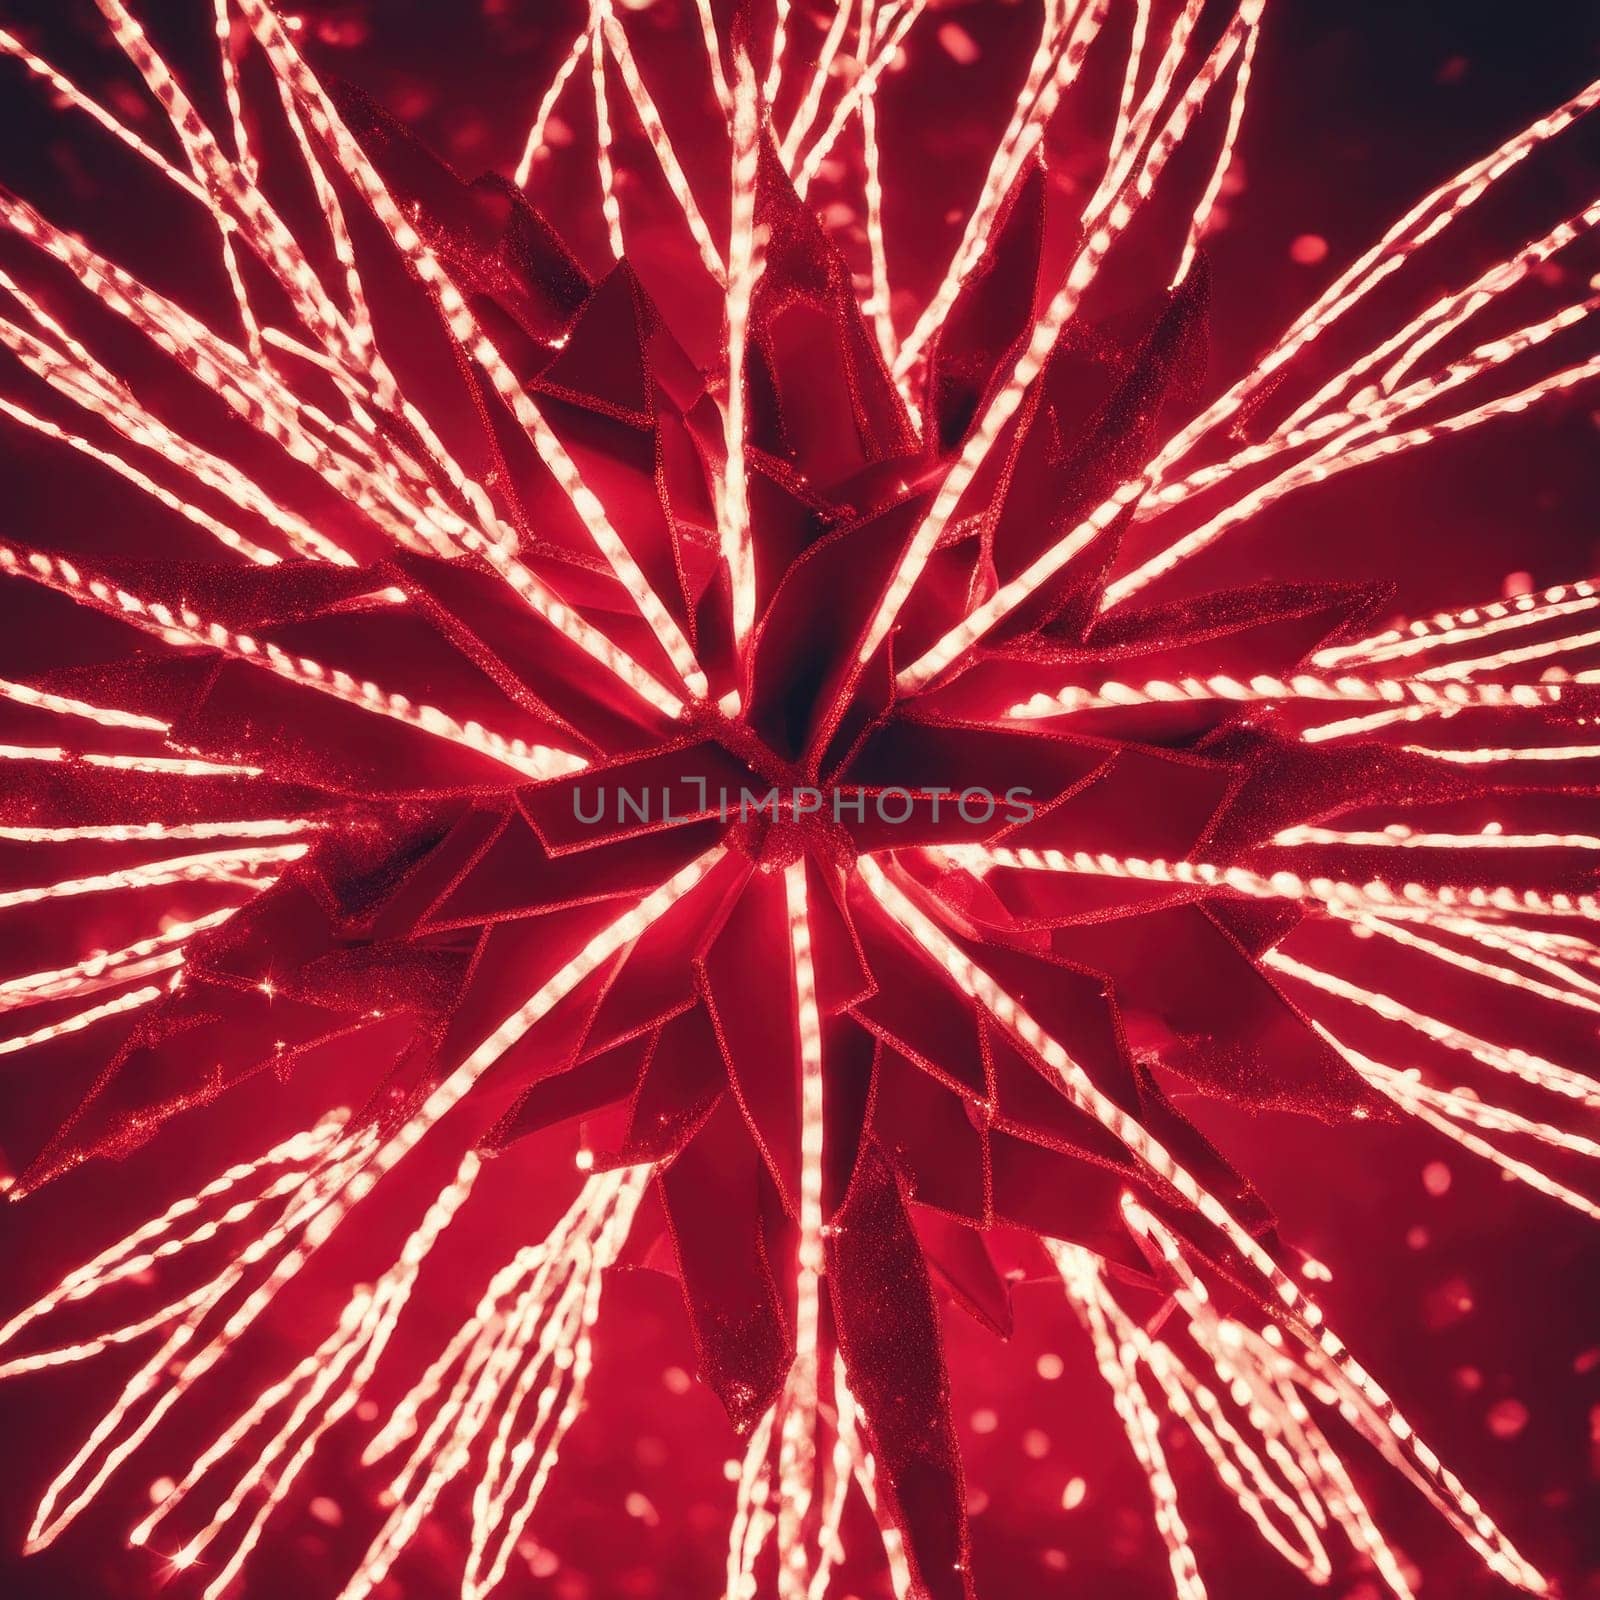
[777,858,826,1597]
[893,0,1115,380]
[858,0,899,373]
[0,394,283,567]
[876,2,1262,678]
[861,855,1547,1592]
[1131,286,1600,519]
[1053,1241,1206,1600]
[0,539,586,781]
[1316,580,1600,669]
[9,850,722,1564]
[515,28,590,188]
[694,0,732,114]
[1270,201,1600,447]
[766,0,792,103]
[1305,1024,1600,1221]
[721,45,764,654]
[590,15,625,261]
[0,745,264,777]
[897,87,1600,687]
[1171,9,1259,285]
[1061,1211,1424,1600]
[793,1,928,201]
[1008,668,1570,720]
[1104,343,1600,609]
[1273,823,1600,854]
[0,677,167,734]
[0,986,165,1059]
[1145,75,1600,498]
[1406,740,1600,764]
[234,0,711,700]
[0,846,302,912]
[341,1168,648,1600]
[779,0,853,166]
[0,819,316,844]
[134,1157,485,1600]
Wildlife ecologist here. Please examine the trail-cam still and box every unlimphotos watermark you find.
[572,781,1036,827]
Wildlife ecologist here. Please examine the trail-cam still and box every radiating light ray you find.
[90,0,355,359]
[721,44,765,656]
[0,909,240,1012]
[1305,1023,1600,1220]
[1134,278,1600,516]
[596,3,727,281]
[1316,580,1600,669]
[340,1167,648,1600]
[132,1155,486,1600]
[1146,74,1600,492]
[0,393,283,568]
[1007,667,1572,719]
[0,265,354,564]
[21,1125,378,1551]
[1273,822,1600,853]
[0,199,434,565]
[1,26,442,527]
[891,0,1113,380]
[829,1357,912,1600]
[1104,343,1600,610]
[207,0,264,361]
[1058,1238,1347,1592]
[0,676,168,734]
[726,1404,779,1600]
[515,27,590,189]
[876,1,1263,680]
[1411,622,1600,681]
[776,858,826,1598]
[1087,0,1208,218]
[1299,704,1446,742]
[1274,200,1600,447]
[1117,1200,1485,1600]
[793,0,928,201]
[779,0,853,167]
[91,0,264,364]
[721,866,833,1600]
[897,90,1600,688]
[861,855,1546,1592]
[0,846,302,913]
[0,538,586,781]
[765,0,793,103]
[694,0,733,114]
[0,1116,347,1359]
[0,985,165,1060]
[1350,911,1600,1018]
[948,842,1600,933]
[0,949,178,1014]
[1057,1225,1422,1600]
[1406,739,1600,764]
[233,0,711,701]
[589,14,625,261]
[857,0,899,374]
[0,745,265,778]
[0,27,209,204]
[1053,1241,1206,1600]
[0,820,317,844]
[10,849,721,1561]
[1380,908,1600,1005]
[212,0,253,174]
[1171,6,1260,286]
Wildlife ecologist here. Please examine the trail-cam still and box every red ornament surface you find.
[0,4,1596,1599]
